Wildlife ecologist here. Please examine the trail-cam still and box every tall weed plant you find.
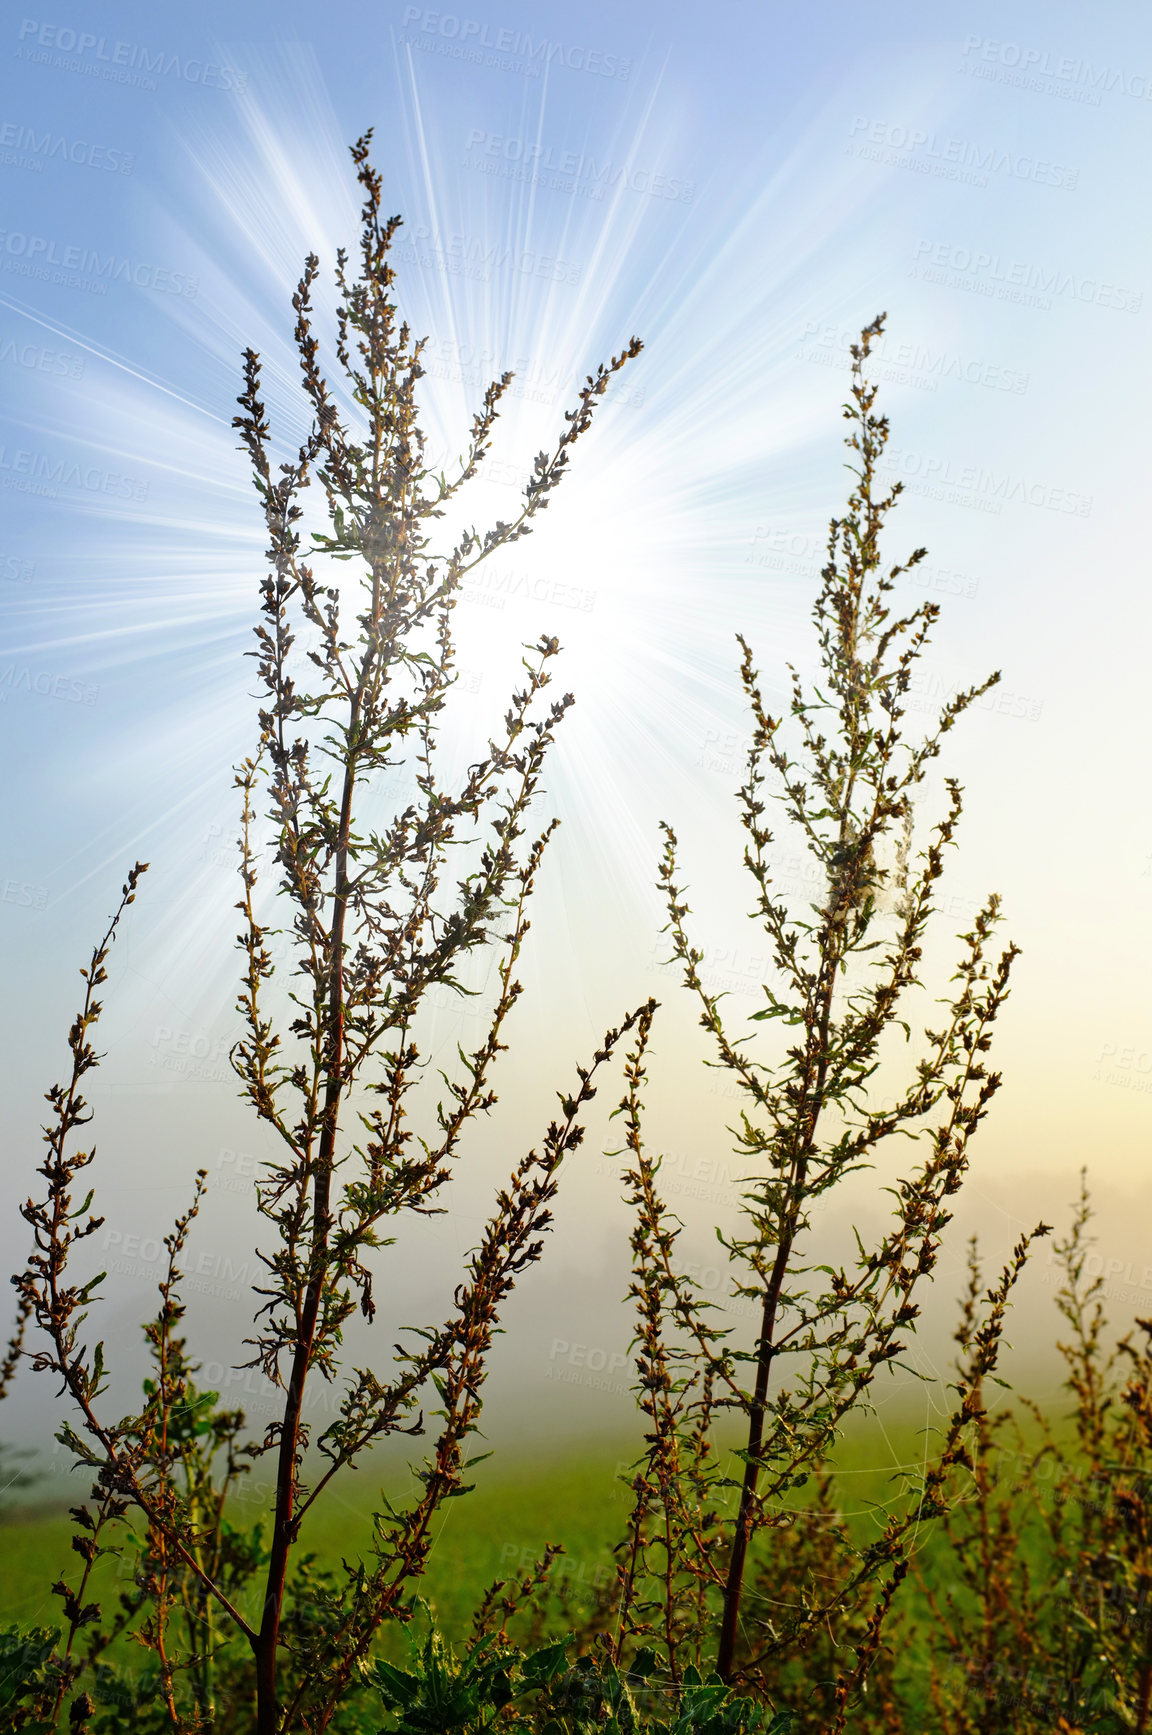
[3,140,1149,1735]
[2,135,647,1734]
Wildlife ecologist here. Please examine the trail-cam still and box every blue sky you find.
[2,0,1151,1452]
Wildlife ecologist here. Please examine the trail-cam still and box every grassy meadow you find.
[1,1403,1061,1697]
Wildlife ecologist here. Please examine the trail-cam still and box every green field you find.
[2,1440,630,1641]
[6,1397,1110,1735]
[0,1412,969,1660]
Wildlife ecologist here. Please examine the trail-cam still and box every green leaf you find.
[373,1658,421,1707]
[54,1421,100,1468]
[628,1646,660,1679]
[520,1636,572,1687]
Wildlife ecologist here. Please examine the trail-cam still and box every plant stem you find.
[716,958,838,1680]
[254,703,360,1733]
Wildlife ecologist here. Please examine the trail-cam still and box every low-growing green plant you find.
[917,1175,1152,1734]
